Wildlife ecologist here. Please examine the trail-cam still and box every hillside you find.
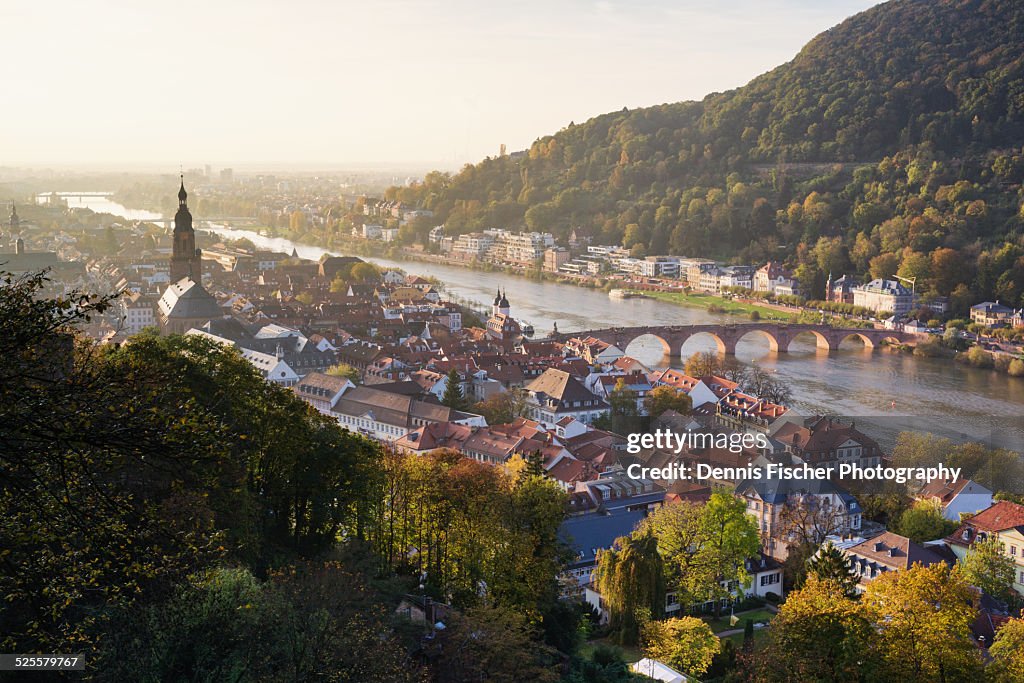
[386,0,1024,313]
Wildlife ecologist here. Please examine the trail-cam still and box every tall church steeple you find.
[8,203,19,234]
[170,175,202,282]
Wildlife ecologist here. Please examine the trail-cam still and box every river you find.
[54,194,1024,450]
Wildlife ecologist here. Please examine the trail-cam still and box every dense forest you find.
[388,0,1024,312]
[0,271,590,682]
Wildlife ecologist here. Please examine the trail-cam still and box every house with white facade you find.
[524,368,610,427]
[917,478,994,521]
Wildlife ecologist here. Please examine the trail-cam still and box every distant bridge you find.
[555,323,924,357]
[142,217,262,226]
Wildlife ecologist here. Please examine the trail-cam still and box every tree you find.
[744,365,792,405]
[779,492,846,551]
[696,493,762,615]
[349,262,380,283]
[645,385,692,418]
[863,563,983,682]
[608,378,640,433]
[684,351,722,377]
[472,389,527,425]
[441,369,469,410]
[742,618,754,651]
[806,542,859,596]
[0,272,236,651]
[329,275,348,293]
[326,362,361,383]
[869,252,900,280]
[97,563,421,683]
[593,531,665,645]
[894,499,958,543]
[765,576,881,682]
[989,617,1024,682]
[430,603,560,683]
[639,493,760,616]
[959,535,1016,604]
[641,616,720,677]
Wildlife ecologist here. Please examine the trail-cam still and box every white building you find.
[917,479,994,521]
[502,231,555,266]
[331,384,486,442]
[524,368,609,427]
[240,348,300,387]
[719,266,755,290]
[754,262,792,293]
[451,232,495,259]
[852,279,915,315]
[122,292,156,334]
[361,224,383,239]
[639,256,681,279]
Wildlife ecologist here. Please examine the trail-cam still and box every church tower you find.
[170,176,202,282]
[8,203,19,234]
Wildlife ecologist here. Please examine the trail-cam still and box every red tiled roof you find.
[919,478,970,504]
[949,501,1024,544]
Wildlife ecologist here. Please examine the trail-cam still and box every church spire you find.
[170,176,201,282]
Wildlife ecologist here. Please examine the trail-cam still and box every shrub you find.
[963,345,995,368]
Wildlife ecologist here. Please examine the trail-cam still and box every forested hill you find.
[387,0,1024,312]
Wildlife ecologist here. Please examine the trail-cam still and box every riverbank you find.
[644,290,794,322]
[209,226,792,320]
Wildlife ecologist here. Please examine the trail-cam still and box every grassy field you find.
[644,291,795,321]
[702,608,775,634]
[722,627,771,649]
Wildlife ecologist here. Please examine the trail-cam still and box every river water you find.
[55,194,1024,450]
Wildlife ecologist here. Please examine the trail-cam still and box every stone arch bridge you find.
[558,323,923,357]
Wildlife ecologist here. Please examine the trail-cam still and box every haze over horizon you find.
[2,0,877,170]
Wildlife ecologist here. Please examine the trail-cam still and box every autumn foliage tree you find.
[641,616,720,677]
[989,616,1024,682]
[764,576,882,681]
[644,384,693,418]
[862,563,983,682]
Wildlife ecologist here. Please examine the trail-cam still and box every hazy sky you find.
[1,0,878,169]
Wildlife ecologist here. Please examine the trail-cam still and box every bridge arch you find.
[732,327,783,355]
[621,333,674,358]
[678,331,729,357]
[788,329,834,353]
[838,332,876,350]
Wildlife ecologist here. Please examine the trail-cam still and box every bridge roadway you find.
[555,322,923,357]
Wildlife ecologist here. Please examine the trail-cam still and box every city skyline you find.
[1,0,877,168]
